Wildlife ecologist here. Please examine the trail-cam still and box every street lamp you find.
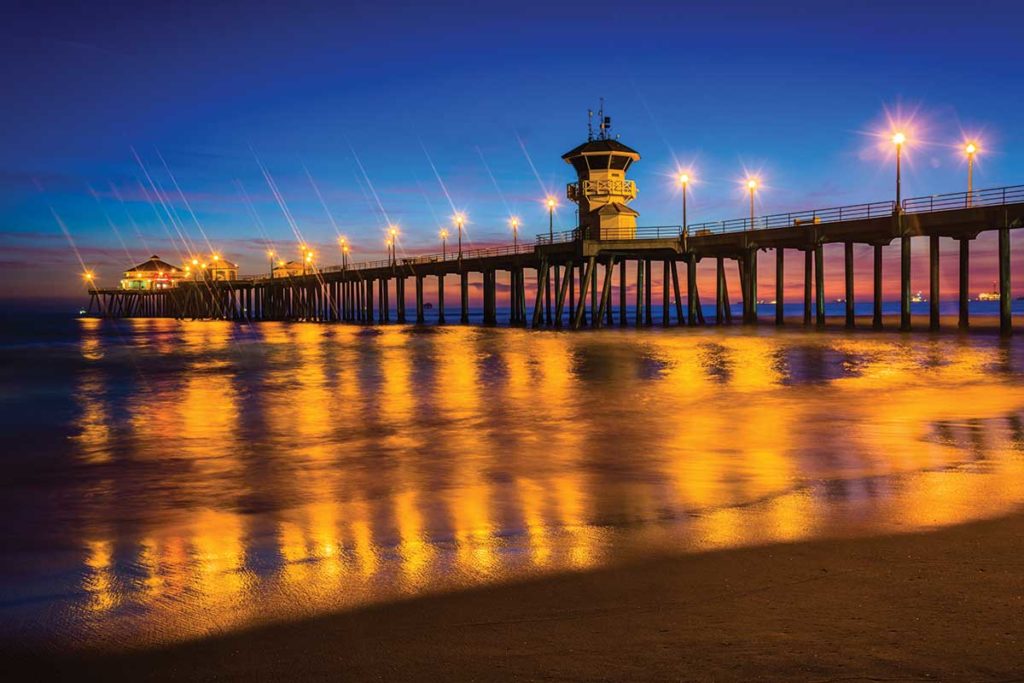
[679,172,690,244]
[304,250,313,275]
[511,217,519,252]
[440,228,449,260]
[387,226,399,267]
[267,250,275,278]
[455,213,465,260]
[892,131,906,208]
[546,197,556,241]
[746,178,758,230]
[83,271,94,289]
[965,142,978,205]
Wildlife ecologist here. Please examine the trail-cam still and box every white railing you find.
[566,178,637,202]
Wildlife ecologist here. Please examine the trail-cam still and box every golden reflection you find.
[83,539,116,612]
[61,326,1024,649]
[73,319,111,464]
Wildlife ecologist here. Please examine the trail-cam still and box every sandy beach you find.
[7,508,1023,681]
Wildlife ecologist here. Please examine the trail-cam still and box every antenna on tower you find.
[587,109,594,141]
[597,98,606,140]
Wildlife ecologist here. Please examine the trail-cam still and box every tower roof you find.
[562,139,640,160]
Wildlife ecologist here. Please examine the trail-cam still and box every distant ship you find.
[977,282,1000,302]
[911,291,926,303]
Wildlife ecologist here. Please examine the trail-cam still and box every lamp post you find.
[388,226,398,267]
[747,178,758,230]
[511,217,519,252]
[679,173,689,247]
[440,229,448,260]
[455,214,464,261]
[267,250,275,278]
[305,250,313,275]
[892,131,906,208]
[83,271,94,290]
[338,237,349,270]
[546,197,555,241]
[965,142,977,206]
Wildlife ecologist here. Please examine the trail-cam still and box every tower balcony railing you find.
[566,178,637,202]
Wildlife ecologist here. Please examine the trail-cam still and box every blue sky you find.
[3,0,1024,297]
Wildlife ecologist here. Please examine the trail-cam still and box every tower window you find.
[609,155,629,170]
[585,155,610,170]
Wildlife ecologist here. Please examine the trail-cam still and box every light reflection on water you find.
[2,318,1024,648]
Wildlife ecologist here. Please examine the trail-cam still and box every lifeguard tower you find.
[562,106,641,240]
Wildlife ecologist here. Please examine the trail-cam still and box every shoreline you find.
[8,509,1024,681]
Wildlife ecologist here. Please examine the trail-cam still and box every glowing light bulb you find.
[892,132,906,146]
[965,142,977,155]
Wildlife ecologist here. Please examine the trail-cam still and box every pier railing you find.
[902,184,1024,213]
[238,242,536,282]
[687,200,895,236]
[536,225,682,244]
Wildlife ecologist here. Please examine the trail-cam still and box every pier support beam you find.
[900,235,911,331]
[670,260,683,325]
[775,248,784,326]
[636,258,645,327]
[619,260,627,327]
[554,261,573,326]
[595,256,616,329]
[438,275,446,324]
[397,277,406,324]
[573,257,596,330]
[873,245,883,329]
[750,249,758,324]
[415,276,424,324]
[366,279,374,324]
[845,242,855,329]
[716,258,725,324]
[929,236,940,331]
[686,257,697,326]
[644,259,652,326]
[999,227,1011,336]
[815,244,825,327]
[662,260,670,327]
[803,249,812,326]
[532,262,547,328]
[958,238,970,330]
[460,272,469,324]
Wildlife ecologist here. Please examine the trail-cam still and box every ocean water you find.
[2,309,1024,650]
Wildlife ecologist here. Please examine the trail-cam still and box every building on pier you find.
[563,112,641,240]
[120,255,185,290]
[204,255,238,281]
[272,260,310,278]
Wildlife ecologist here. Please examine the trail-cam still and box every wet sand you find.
[8,510,1024,681]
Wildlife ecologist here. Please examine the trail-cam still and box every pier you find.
[85,129,1024,335]
[85,185,1024,334]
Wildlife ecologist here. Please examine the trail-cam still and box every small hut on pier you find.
[120,255,185,290]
